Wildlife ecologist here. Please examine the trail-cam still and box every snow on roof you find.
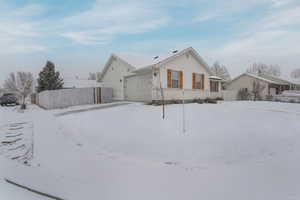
[116,48,185,70]
[242,73,277,84]
[209,76,223,80]
[116,54,156,69]
[283,78,300,85]
[63,79,102,88]
[258,74,291,85]
[99,47,213,81]
[230,73,300,86]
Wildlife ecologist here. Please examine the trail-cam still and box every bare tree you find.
[96,72,102,82]
[290,68,300,79]
[88,73,97,80]
[210,61,231,81]
[252,80,266,101]
[247,63,281,77]
[237,88,251,100]
[4,72,34,109]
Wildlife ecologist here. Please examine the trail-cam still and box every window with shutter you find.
[193,73,204,89]
[201,74,205,89]
[192,73,196,89]
[167,69,172,88]
[167,69,181,88]
[179,71,183,88]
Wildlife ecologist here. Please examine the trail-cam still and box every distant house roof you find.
[99,47,213,81]
[258,74,292,85]
[228,73,300,86]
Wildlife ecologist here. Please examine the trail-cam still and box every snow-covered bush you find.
[237,88,251,100]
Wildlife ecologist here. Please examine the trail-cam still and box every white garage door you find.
[270,88,277,96]
[124,74,152,102]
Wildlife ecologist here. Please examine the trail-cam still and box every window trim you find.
[167,69,183,89]
[193,73,205,90]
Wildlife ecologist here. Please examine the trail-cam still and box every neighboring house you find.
[99,47,223,102]
[226,73,300,98]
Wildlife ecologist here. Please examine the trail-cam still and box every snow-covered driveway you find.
[1,102,300,200]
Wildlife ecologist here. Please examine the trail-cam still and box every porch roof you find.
[209,75,223,81]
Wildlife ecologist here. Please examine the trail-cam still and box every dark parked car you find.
[0,93,19,106]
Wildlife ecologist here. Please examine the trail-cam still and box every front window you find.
[195,73,203,89]
[171,70,180,88]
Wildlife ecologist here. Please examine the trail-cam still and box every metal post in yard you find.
[31,122,34,160]
[182,88,186,133]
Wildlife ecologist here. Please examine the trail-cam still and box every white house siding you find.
[101,58,134,100]
[124,73,153,102]
[152,52,221,100]
[226,74,269,97]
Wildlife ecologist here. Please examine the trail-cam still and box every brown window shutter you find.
[167,69,172,88]
[192,73,195,89]
[201,74,205,89]
[179,71,183,88]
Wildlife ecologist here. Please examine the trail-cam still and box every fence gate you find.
[94,87,101,104]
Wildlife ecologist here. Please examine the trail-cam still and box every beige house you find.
[226,73,300,98]
[99,47,224,102]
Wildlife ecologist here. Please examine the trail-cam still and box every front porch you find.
[268,84,290,95]
[151,88,229,103]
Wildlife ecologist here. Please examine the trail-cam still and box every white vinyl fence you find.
[274,91,300,103]
[36,87,112,109]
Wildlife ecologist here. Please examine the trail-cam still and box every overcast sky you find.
[0,0,300,84]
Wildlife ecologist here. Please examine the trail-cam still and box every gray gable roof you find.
[228,73,298,87]
[258,74,292,85]
[99,47,214,81]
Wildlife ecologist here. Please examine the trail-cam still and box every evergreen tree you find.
[37,61,63,93]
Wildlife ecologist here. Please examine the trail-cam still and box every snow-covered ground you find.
[1,102,300,200]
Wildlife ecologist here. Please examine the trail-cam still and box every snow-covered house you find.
[226,73,300,97]
[99,47,223,102]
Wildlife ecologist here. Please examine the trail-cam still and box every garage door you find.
[124,74,152,102]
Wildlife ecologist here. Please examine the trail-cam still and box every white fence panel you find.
[37,87,112,109]
[222,90,238,101]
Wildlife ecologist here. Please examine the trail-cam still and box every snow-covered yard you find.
[1,102,300,200]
